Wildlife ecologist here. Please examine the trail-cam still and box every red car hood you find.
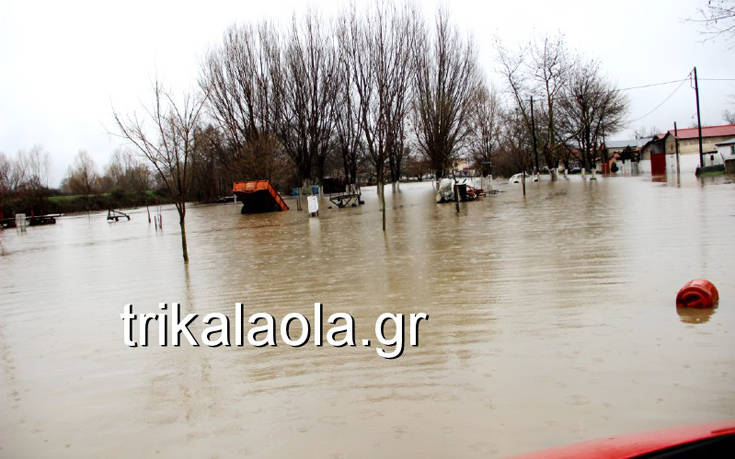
[511,420,735,458]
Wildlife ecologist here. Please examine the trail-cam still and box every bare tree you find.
[62,150,98,195]
[468,85,502,176]
[272,11,340,187]
[103,149,152,193]
[2,152,27,193]
[493,108,534,178]
[388,117,408,184]
[188,125,230,201]
[0,152,10,195]
[634,126,661,140]
[530,34,571,173]
[341,2,419,231]
[558,60,627,172]
[496,33,571,174]
[2,146,51,192]
[495,37,534,166]
[334,33,364,184]
[201,22,281,182]
[25,145,51,189]
[413,8,481,180]
[691,0,735,41]
[113,81,207,263]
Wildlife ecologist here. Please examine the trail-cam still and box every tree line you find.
[193,5,627,190]
[115,2,628,231]
[0,147,164,217]
[3,1,632,260]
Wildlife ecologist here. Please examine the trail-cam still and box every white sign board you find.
[307,195,319,215]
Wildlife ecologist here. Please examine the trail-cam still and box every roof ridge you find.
[668,123,735,132]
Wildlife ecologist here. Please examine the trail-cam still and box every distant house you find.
[639,134,668,175]
[640,124,735,175]
[605,139,648,156]
[664,124,735,155]
[716,138,735,158]
[602,139,648,174]
[716,138,735,173]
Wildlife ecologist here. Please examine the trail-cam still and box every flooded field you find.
[1,176,734,457]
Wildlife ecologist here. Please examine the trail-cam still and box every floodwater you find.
[1,175,734,458]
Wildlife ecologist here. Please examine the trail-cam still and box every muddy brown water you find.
[1,176,734,457]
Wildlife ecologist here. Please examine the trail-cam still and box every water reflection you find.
[676,306,717,324]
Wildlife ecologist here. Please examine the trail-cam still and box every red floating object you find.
[676,279,719,308]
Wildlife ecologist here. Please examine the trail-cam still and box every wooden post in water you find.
[521,171,526,196]
[454,183,459,212]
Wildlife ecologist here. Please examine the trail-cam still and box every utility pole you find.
[693,67,704,168]
[674,121,680,175]
[530,96,539,174]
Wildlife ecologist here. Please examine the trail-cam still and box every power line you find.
[628,72,692,123]
[614,79,688,92]
[521,72,728,123]
[612,75,735,92]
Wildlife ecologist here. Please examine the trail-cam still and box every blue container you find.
[291,186,319,196]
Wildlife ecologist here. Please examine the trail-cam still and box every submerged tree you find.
[468,86,502,176]
[272,11,340,186]
[493,108,535,178]
[496,33,572,174]
[334,34,364,185]
[413,8,481,179]
[113,81,208,263]
[340,2,419,231]
[201,22,281,182]
[558,59,627,172]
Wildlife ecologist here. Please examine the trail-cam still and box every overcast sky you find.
[1,0,733,186]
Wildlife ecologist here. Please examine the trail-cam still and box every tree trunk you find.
[342,149,351,184]
[381,180,386,232]
[178,206,189,263]
[377,168,386,232]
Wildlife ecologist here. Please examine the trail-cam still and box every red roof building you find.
[641,123,735,159]
[666,123,735,140]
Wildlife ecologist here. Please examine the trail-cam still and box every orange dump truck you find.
[232,180,289,214]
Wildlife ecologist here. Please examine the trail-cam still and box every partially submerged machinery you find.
[107,209,131,222]
[233,180,289,214]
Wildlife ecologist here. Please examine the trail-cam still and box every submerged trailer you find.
[233,180,289,214]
